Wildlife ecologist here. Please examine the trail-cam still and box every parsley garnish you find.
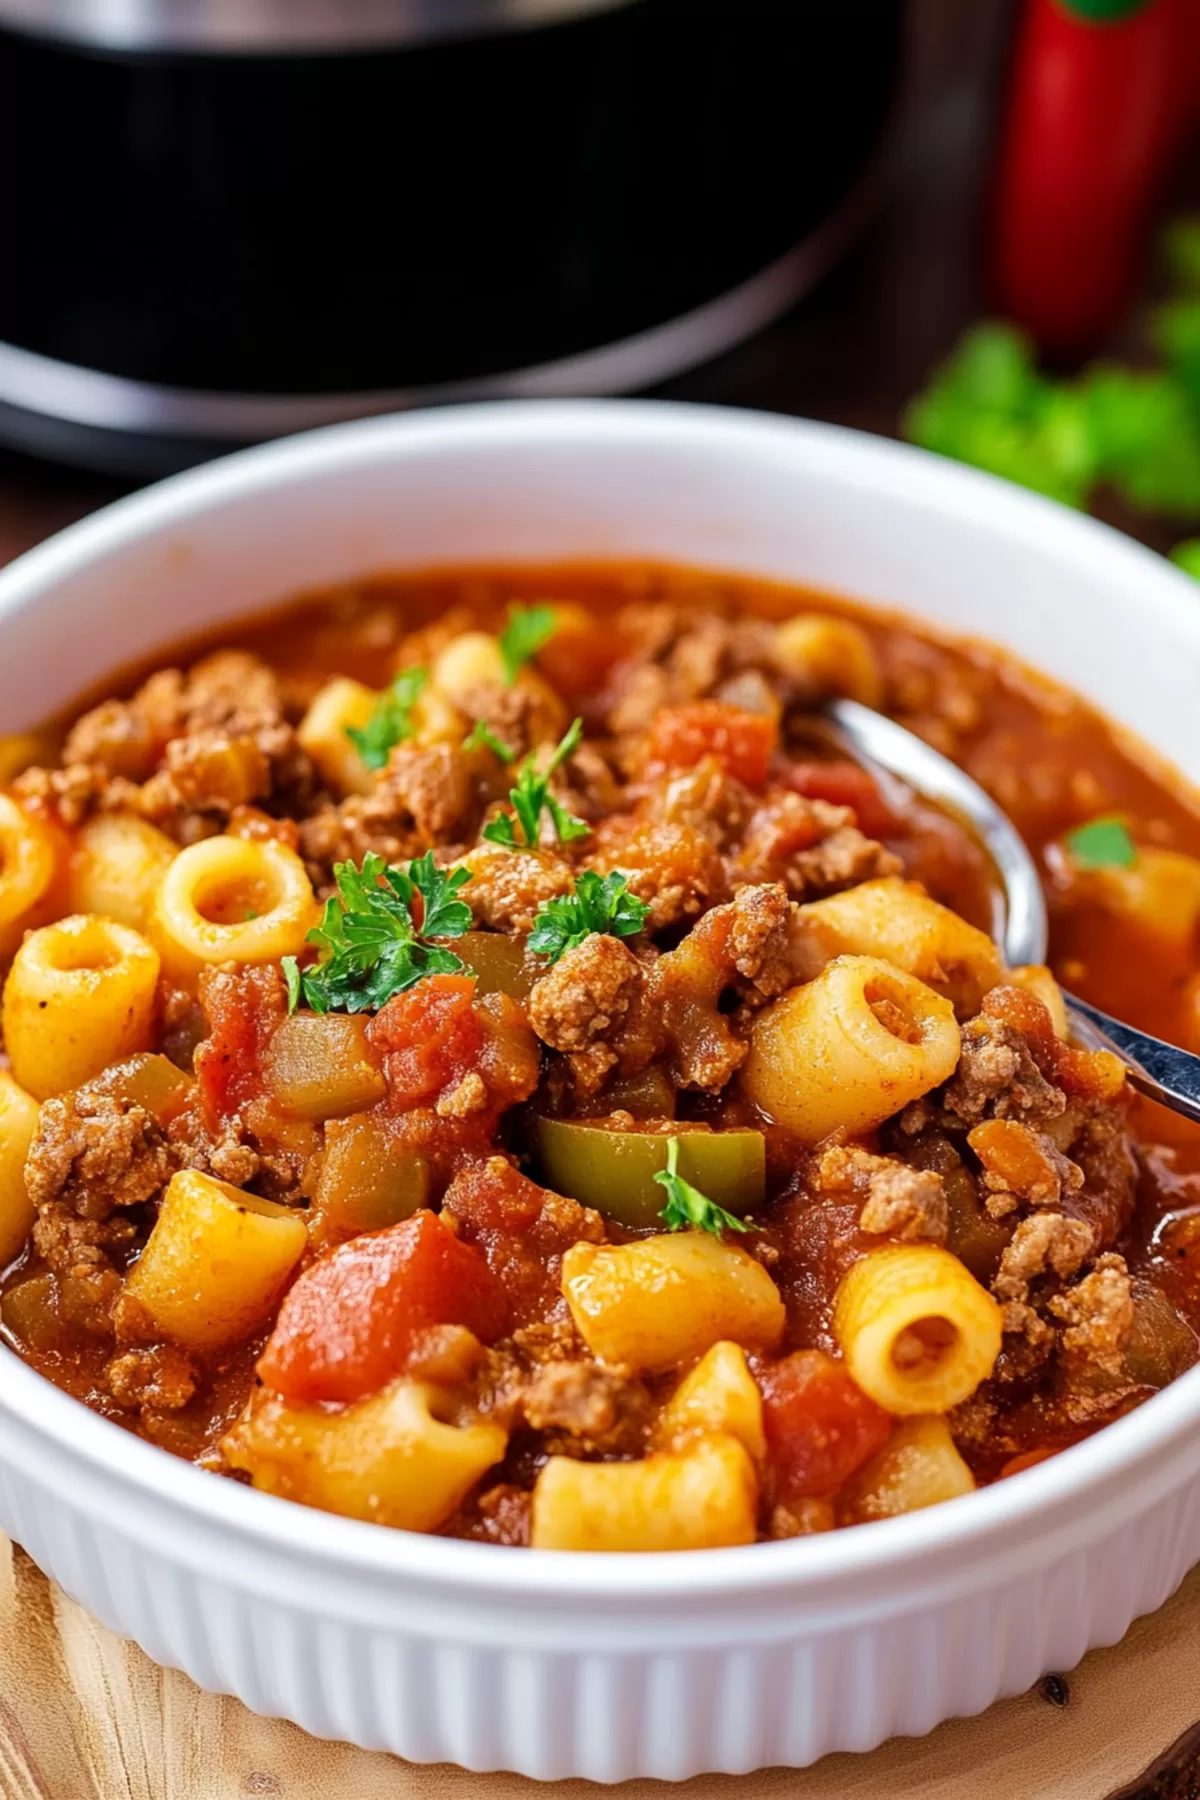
[481,718,589,849]
[1170,538,1200,580]
[528,870,650,963]
[345,666,427,772]
[654,1138,752,1238]
[281,850,472,1014]
[1065,817,1137,871]
[464,719,516,763]
[499,604,556,685]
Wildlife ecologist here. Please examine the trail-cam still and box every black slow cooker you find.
[0,1,903,471]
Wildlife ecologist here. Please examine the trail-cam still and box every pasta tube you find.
[833,1243,1002,1415]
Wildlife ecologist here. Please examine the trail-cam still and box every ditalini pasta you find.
[0,561,1194,1550]
[148,834,319,986]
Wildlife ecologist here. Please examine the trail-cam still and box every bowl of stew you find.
[1,400,1199,1781]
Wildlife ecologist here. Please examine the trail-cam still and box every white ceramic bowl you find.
[2,402,1200,1783]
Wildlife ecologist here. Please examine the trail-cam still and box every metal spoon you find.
[826,697,1200,1126]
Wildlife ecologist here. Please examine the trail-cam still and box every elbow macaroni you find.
[1081,847,1200,953]
[2,914,160,1100]
[0,794,60,961]
[223,1377,507,1532]
[68,813,177,931]
[0,1072,39,1267]
[126,1168,308,1353]
[833,1243,1002,1415]
[656,1340,766,1462]
[148,834,318,987]
[531,1432,758,1551]
[772,614,883,708]
[839,1416,975,1523]
[741,956,960,1143]
[562,1232,785,1374]
[297,677,378,797]
[794,878,1002,1018]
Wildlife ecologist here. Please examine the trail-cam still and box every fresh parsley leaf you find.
[1082,365,1200,518]
[1065,817,1137,871]
[345,666,427,771]
[481,718,589,849]
[498,604,557,685]
[654,1138,751,1238]
[282,954,302,1013]
[904,324,1097,509]
[464,719,516,763]
[1170,538,1200,580]
[283,850,472,1014]
[528,870,651,963]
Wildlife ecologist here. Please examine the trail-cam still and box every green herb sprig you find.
[1065,817,1137,871]
[528,870,650,963]
[499,604,557,685]
[655,1138,752,1239]
[481,718,589,849]
[464,719,516,763]
[282,850,472,1014]
[345,666,428,772]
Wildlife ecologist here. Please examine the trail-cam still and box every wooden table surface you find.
[4,20,1200,1795]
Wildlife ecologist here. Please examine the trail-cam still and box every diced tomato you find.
[536,618,630,700]
[194,963,286,1126]
[367,974,484,1108]
[781,760,898,838]
[983,984,1126,1101]
[760,1349,892,1501]
[645,701,777,789]
[257,1210,509,1404]
[443,1157,595,1326]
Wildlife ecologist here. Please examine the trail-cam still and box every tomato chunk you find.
[646,701,776,789]
[781,760,898,838]
[367,974,484,1108]
[257,1210,509,1403]
[443,1157,604,1327]
[194,963,286,1126]
[760,1349,891,1500]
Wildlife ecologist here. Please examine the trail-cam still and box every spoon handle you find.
[1065,993,1200,1126]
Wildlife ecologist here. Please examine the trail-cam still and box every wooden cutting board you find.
[1,1535,1198,1800]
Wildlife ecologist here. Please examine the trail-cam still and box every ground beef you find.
[106,1344,197,1413]
[25,1091,174,1222]
[732,792,900,900]
[992,1212,1094,1303]
[637,757,754,848]
[300,742,473,875]
[148,728,271,814]
[477,1320,652,1458]
[449,1483,534,1547]
[528,934,645,1099]
[967,1118,1084,1219]
[33,650,319,831]
[13,760,114,829]
[62,698,157,780]
[938,1011,1068,1129]
[724,881,803,998]
[589,820,728,933]
[457,844,576,934]
[647,883,801,1090]
[23,1090,177,1338]
[1049,1252,1134,1380]
[816,1145,948,1244]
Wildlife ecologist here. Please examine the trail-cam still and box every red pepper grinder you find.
[990,0,1200,352]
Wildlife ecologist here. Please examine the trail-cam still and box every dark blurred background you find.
[0,0,1196,562]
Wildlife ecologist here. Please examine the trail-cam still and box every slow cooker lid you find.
[0,0,639,52]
